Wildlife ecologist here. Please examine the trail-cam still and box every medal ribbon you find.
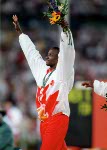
[42,69,55,87]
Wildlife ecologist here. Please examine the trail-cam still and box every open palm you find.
[12,15,22,34]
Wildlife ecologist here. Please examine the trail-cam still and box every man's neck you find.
[50,65,56,70]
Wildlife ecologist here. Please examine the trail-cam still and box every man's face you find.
[45,49,58,67]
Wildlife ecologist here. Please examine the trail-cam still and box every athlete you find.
[82,80,107,98]
[13,15,75,150]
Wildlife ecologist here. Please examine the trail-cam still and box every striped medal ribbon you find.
[42,69,55,88]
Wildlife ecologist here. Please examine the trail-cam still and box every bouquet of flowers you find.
[44,0,69,32]
[101,93,107,111]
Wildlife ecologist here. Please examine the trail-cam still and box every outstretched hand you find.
[12,15,22,35]
[60,20,68,28]
[82,81,94,88]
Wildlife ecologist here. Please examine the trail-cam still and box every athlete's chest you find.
[37,70,57,88]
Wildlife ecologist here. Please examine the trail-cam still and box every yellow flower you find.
[49,11,61,24]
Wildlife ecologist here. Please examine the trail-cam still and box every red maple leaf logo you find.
[36,83,59,117]
[45,90,59,115]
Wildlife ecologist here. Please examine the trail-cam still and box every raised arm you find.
[12,15,48,82]
[56,21,75,84]
[12,15,22,35]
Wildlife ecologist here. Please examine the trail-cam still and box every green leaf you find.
[56,0,61,6]
[61,0,68,15]
[43,12,52,17]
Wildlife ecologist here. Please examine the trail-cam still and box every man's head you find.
[45,47,59,69]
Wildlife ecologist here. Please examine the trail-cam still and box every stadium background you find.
[0,0,107,150]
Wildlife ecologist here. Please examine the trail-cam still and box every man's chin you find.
[46,61,50,66]
[46,63,50,66]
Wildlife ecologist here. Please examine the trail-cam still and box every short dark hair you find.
[51,47,59,53]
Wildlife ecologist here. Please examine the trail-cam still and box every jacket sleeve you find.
[0,122,14,149]
[19,33,48,82]
[94,80,107,98]
[56,30,75,83]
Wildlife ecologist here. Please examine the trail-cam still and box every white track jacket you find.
[94,80,107,98]
[19,30,75,120]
